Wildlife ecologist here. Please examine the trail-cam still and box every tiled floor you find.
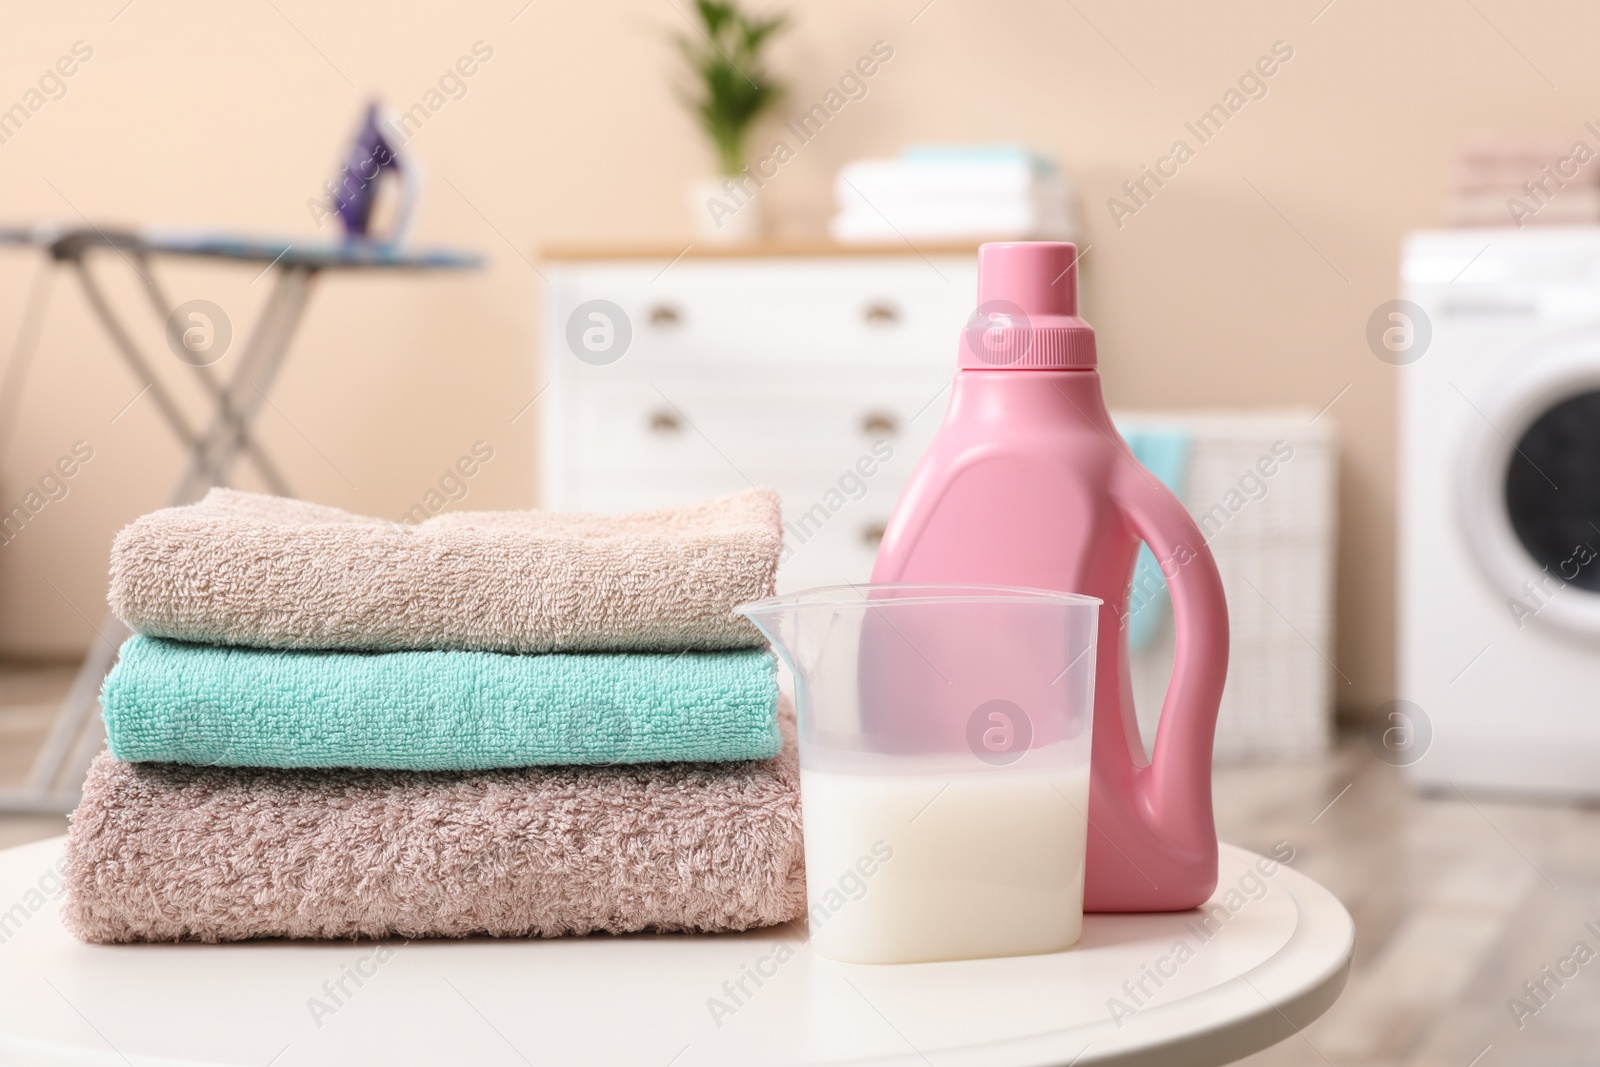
[3,661,1596,1064]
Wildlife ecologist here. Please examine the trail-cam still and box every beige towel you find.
[63,706,804,942]
[109,487,781,653]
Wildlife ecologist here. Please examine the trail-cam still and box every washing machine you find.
[1401,228,1600,797]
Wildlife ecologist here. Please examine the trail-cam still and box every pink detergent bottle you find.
[871,241,1229,912]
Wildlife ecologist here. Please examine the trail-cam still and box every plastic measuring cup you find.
[737,583,1099,964]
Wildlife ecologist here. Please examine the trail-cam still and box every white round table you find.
[0,838,1351,1066]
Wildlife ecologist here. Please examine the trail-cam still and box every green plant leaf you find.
[670,0,790,175]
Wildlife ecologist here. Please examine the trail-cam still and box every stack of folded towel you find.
[1445,130,1600,227]
[63,487,805,943]
[830,143,1077,244]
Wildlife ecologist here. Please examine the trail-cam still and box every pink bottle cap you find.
[959,242,1097,369]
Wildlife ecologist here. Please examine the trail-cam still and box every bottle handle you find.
[1115,470,1229,845]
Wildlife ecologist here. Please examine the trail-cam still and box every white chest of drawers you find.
[539,245,979,593]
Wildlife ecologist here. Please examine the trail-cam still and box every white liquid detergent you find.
[799,764,1091,964]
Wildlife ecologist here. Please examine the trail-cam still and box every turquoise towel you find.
[101,636,780,770]
[1116,423,1192,652]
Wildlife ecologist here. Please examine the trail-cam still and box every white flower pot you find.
[688,176,766,244]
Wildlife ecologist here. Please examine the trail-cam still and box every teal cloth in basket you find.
[101,636,780,769]
[1116,423,1192,653]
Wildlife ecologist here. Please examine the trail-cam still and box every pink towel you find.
[64,708,804,942]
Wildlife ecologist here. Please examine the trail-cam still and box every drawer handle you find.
[649,304,682,327]
[861,411,898,437]
[648,410,683,434]
[863,302,899,325]
[861,522,887,546]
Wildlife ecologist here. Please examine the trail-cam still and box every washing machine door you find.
[1459,327,1600,635]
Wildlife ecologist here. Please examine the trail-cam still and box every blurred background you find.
[3,0,1600,1062]
[0,0,1457,697]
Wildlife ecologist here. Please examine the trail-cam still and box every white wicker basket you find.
[1116,409,1338,762]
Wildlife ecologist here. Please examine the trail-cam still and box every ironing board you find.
[0,840,1352,1066]
[0,222,482,813]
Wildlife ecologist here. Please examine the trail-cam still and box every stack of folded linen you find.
[829,143,1077,244]
[1445,130,1600,227]
[63,487,805,943]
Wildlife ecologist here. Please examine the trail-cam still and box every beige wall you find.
[2,0,1593,714]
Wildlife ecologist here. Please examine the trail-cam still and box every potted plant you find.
[673,0,788,243]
